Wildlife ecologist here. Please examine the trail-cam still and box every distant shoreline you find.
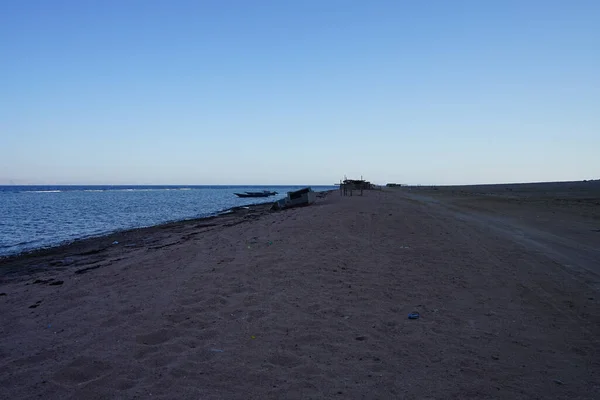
[1,189,337,270]
[0,184,336,189]
[0,185,336,259]
[0,201,272,266]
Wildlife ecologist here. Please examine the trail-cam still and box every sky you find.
[1,0,598,185]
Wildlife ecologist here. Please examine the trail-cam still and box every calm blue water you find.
[0,185,334,257]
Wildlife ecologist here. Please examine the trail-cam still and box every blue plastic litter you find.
[408,312,420,319]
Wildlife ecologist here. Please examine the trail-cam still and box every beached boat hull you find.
[234,191,278,198]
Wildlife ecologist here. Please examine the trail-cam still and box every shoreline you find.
[0,186,336,261]
[0,190,334,278]
[0,200,275,275]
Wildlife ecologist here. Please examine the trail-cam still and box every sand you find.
[1,185,599,399]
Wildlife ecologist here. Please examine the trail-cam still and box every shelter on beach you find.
[340,176,373,196]
[271,187,316,210]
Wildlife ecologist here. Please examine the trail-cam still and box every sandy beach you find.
[1,185,599,399]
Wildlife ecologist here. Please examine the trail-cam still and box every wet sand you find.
[1,185,599,399]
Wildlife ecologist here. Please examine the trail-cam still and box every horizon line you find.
[1,179,597,187]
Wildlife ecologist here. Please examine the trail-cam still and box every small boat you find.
[234,190,278,198]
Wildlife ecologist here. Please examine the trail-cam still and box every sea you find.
[0,185,335,257]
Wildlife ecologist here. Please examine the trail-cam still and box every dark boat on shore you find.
[234,190,278,198]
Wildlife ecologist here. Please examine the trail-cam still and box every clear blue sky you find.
[1,0,598,185]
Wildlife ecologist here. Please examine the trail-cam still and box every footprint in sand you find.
[53,357,112,386]
[176,296,206,307]
[247,309,268,322]
[135,329,173,345]
[266,351,303,368]
[113,378,138,391]
[164,311,192,325]
[10,349,57,368]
